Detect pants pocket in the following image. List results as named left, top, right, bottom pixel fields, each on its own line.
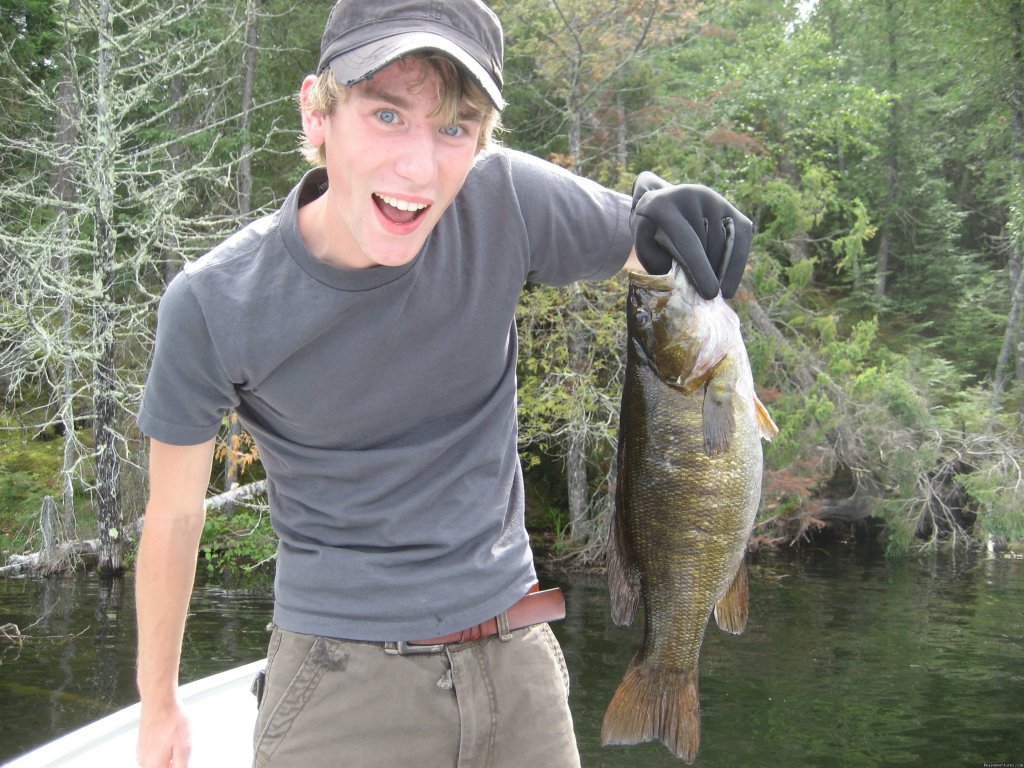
left=539, top=623, right=571, bottom=700
left=253, top=631, right=332, bottom=767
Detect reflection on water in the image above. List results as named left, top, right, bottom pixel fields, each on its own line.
left=0, top=569, right=273, bottom=762
left=2, top=549, right=1023, bottom=767
left=556, top=551, right=1024, bottom=767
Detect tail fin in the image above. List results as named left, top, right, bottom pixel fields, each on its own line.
left=600, top=662, right=700, bottom=763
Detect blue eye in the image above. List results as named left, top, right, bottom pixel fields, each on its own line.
left=441, top=125, right=464, bottom=137
left=377, top=109, right=398, bottom=124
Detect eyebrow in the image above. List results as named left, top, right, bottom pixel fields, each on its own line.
left=358, top=81, right=483, bottom=124
left=359, top=82, right=414, bottom=111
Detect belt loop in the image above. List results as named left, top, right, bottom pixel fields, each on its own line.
left=497, top=610, right=512, bottom=641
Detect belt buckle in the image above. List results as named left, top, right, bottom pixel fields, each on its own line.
left=383, top=640, right=446, bottom=656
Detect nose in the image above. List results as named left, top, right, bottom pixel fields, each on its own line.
left=393, top=124, right=438, bottom=187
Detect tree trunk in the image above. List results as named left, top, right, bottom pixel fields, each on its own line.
left=741, top=294, right=817, bottom=390
left=53, top=2, right=80, bottom=539
left=875, top=222, right=890, bottom=296
left=876, top=0, right=900, bottom=298
left=561, top=41, right=589, bottom=540
left=1011, top=0, right=1024, bottom=388
left=991, top=257, right=1024, bottom=416
left=224, top=0, right=261, bottom=510
left=992, top=0, right=1024, bottom=416
left=92, top=0, right=124, bottom=575
left=237, top=0, right=259, bottom=219
left=163, top=73, right=184, bottom=285
left=567, top=426, right=588, bottom=541
left=566, top=283, right=589, bottom=541
left=1012, top=249, right=1024, bottom=385
left=567, top=104, right=582, bottom=175
left=615, top=89, right=628, bottom=181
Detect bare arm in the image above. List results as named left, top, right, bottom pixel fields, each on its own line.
left=135, top=437, right=215, bottom=768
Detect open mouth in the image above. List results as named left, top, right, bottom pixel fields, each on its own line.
left=373, top=193, right=429, bottom=226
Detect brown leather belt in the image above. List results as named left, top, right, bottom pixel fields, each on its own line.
left=383, top=585, right=565, bottom=655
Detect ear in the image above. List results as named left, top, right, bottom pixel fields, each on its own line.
left=299, top=75, right=326, bottom=149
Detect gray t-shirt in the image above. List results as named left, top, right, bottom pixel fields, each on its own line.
left=138, top=148, right=632, bottom=641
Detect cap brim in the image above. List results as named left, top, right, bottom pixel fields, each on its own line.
left=326, top=31, right=504, bottom=111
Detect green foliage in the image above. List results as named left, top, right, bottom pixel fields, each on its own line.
left=831, top=199, right=877, bottom=276
left=544, top=506, right=570, bottom=555
left=960, top=469, right=1024, bottom=543
left=763, top=386, right=834, bottom=469
left=516, top=277, right=625, bottom=471
left=0, top=0, right=60, bottom=89
left=199, top=505, right=277, bottom=574
left=0, top=413, right=95, bottom=553
left=2, top=0, right=1023, bottom=562
left=0, top=470, right=48, bottom=551
left=0, top=418, right=60, bottom=549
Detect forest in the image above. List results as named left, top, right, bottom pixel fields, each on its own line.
left=1, top=0, right=1022, bottom=576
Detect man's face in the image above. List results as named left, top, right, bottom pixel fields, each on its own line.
left=301, top=59, right=483, bottom=270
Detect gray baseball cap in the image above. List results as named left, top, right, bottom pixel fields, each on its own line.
left=317, top=0, right=505, bottom=110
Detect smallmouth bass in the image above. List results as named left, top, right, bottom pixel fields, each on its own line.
left=601, top=264, right=778, bottom=762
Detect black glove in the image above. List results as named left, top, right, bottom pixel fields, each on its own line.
left=631, top=171, right=752, bottom=299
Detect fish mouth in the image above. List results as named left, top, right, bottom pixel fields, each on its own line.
left=628, top=270, right=676, bottom=290
left=629, top=262, right=697, bottom=295
left=663, top=371, right=693, bottom=391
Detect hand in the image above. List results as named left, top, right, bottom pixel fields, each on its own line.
left=630, top=172, right=752, bottom=299
left=137, top=700, right=191, bottom=768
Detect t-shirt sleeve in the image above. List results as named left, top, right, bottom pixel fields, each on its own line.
left=137, top=271, right=240, bottom=445
left=505, top=150, right=633, bottom=286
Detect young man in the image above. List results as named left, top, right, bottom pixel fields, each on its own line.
left=134, top=1, right=752, bottom=767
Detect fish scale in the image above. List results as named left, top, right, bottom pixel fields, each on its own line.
left=602, top=264, right=777, bottom=763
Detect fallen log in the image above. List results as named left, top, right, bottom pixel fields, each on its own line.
left=0, top=540, right=102, bottom=577
left=204, top=480, right=268, bottom=511
left=1, top=481, right=269, bottom=577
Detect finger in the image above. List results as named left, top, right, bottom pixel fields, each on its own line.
left=632, top=171, right=672, bottom=202
left=640, top=187, right=711, bottom=253
left=656, top=231, right=721, bottom=299
left=632, top=215, right=672, bottom=274
left=637, top=213, right=720, bottom=299
left=718, top=212, right=752, bottom=298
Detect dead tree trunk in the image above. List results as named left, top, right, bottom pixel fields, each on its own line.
left=224, top=0, right=261, bottom=511
left=53, top=0, right=81, bottom=538
left=566, top=283, right=590, bottom=541
left=92, top=0, right=124, bottom=575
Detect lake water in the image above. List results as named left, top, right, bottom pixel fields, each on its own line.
left=2, top=546, right=1022, bottom=767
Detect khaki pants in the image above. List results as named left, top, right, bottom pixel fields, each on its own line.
left=253, top=624, right=581, bottom=768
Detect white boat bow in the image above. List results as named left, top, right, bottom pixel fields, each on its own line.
left=5, top=659, right=265, bottom=768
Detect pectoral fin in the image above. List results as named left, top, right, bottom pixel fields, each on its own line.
left=714, top=558, right=749, bottom=634
left=754, top=395, right=779, bottom=441
left=607, top=478, right=640, bottom=626
left=702, top=378, right=735, bottom=455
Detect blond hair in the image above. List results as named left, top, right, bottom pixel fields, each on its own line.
left=300, top=53, right=501, bottom=166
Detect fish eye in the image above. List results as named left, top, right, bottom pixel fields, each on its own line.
left=634, top=307, right=652, bottom=326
